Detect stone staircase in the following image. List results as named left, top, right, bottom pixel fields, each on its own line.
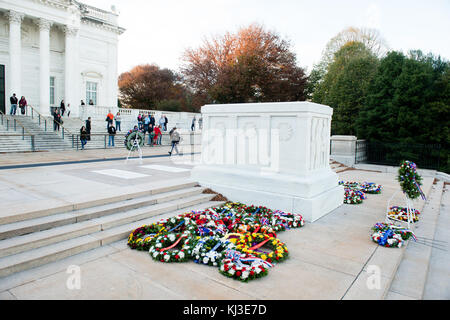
left=0, top=114, right=201, bottom=152
left=330, top=159, right=350, bottom=173
left=385, top=180, right=448, bottom=299
left=0, top=180, right=223, bottom=278
left=0, top=119, right=34, bottom=153
left=0, top=115, right=72, bottom=152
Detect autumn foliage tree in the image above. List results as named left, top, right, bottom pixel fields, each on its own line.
left=118, top=64, right=189, bottom=111
left=181, top=24, right=308, bottom=106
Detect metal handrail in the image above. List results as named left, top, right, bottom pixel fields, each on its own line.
left=0, top=110, right=36, bottom=150
left=0, top=110, right=33, bottom=138
left=25, top=105, right=74, bottom=140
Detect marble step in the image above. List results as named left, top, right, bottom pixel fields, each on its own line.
left=384, top=180, right=445, bottom=300
left=0, top=187, right=205, bottom=240
left=0, top=191, right=213, bottom=258
left=0, top=179, right=198, bottom=225
left=0, top=199, right=222, bottom=278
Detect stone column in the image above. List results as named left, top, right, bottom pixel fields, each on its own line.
left=38, top=18, right=52, bottom=116
left=191, top=102, right=344, bottom=222
left=7, top=10, right=24, bottom=98
left=63, top=26, right=78, bottom=115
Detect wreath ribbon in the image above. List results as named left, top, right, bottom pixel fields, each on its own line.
left=248, top=238, right=270, bottom=251
left=160, top=235, right=184, bottom=252
left=168, top=220, right=185, bottom=233
left=224, top=249, right=274, bottom=269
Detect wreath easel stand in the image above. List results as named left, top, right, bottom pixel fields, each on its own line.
left=385, top=191, right=415, bottom=230
left=386, top=160, right=425, bottom=232
left=126, top=136, right=143, bottom=164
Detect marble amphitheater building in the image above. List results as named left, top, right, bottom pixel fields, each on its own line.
left=0, top=0, right=124, bottom=116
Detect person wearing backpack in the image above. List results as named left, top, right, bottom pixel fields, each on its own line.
left=108, top=123, right=116, bottom=147
left=106, top=110, right=114, bottom=129
left=168, top=127, right=181, bottom=156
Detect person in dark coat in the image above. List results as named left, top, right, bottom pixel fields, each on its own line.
left=108, top=123, right=116, bottom=147
left=150, top=114, right=155, bottom=127
left=53, top=108, right=62, bottom=131
left=85, top=117, right=92, bottom=141
left=60, top=100, right=65, bottom=116
left=80, top=126, right=88, bottom=150
left=9, top=93, right=18, bottom=115
left=19, top=96, right=27, bottom=115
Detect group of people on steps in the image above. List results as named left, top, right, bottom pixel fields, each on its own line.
left=78, top=112, right=181, bottom=155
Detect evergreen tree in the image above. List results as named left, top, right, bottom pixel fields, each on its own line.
left=357, top=50, right=449, bottom=172
left=313, top=42, right=379, bottom=135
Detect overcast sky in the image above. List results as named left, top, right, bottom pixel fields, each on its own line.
left=81, top=0, right=450, bottom=75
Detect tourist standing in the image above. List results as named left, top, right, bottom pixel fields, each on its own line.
left=89, top=99, right=94, bottom=105
left=168, top=127, right=181, bottom=156
left=66, top=104, right=71, bottom=118
left=159, top=115, right=165, bottom=131
left=115, top=112, right=121, bottom=131
left=53, top=108, right=62, bottom=131
left=191, top=117, right=196, bottom=131
left=199, top=117, right=203, bottom=130
left=164, top=115, right=168, bottom=131
left=80, top=126, right=88, bottom=150
left=9, top=93, right=18, bottom=115
left=60, top=100, right=65, bottom=116
left=19, top=96, right=27, bottom=115
left=144, top=114, right=150, bottom=133
left=81, top=100, right=85, bottom=106
left=85, top=117, right=92, bottom=141
left=153, top=125, right=162, bottom=146
left=148, top=124, right=154, bottom=146
left=108, top=123, right=116, bottom=147
left=150, top=114, right=156, bottom=128
left=137, top=113, right=143, bottom=130
left=106, top=110, right=114, bottom=129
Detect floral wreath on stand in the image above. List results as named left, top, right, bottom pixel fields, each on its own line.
left=235, top=233, right=289, bottom=263
left=148, top=231, right=196, bottom=263
left=397, top=160, right=426, bottom=200
left=219, top=249, right=272, bottom=282
left=388, top=206, right=420, bottom=223
left=124, top=128, right=145, bottom=151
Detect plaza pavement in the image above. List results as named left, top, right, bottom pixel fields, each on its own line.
left=0, top=150, right=446, bottom=300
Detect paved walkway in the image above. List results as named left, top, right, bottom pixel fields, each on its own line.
left=0, top=158, right=441, bottom=300
left=0, top=145, right=201, bottom=168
